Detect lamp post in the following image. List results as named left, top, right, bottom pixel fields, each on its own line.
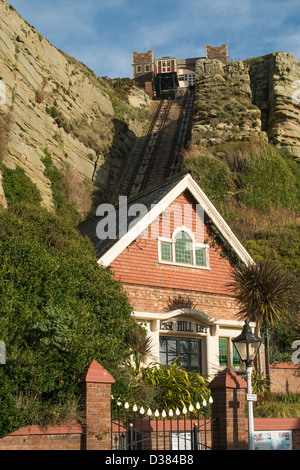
left=232, top=321, right=262, bottom=450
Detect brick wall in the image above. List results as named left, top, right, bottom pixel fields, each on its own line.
left=123, top=283, right=239, bottom=320
left=110, top=193, right=238, bottom=320
left=0, top=361, right=299, bottom=450
left=0, top=423, right=82, bottom=450
left=209, top=368, right=248, bottom=450
left=270, top=363, right=300, bottom=394
left=0, top=361, right=114, bottom=451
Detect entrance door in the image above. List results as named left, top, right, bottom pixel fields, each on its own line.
left=159, top=337, right=202, bottom=374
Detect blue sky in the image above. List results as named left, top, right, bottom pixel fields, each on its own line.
left=9, top=0, right=300, bottom=78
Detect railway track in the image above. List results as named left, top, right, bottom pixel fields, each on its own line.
left=119, top=88, right=194, bottom=199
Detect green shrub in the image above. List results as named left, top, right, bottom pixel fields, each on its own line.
left=41, top=148, right=78, bottom=223
left=254, top=402, right=300, bottom=418
left=1, top=166, right=42, bottom=207
left=253, top=391, right=300, bottom=417
left=0, top=201, right=137, bottom=437
left=182, top=151, right=234, bottom=203
left=237, top=148, right=299, bottom=211
left=135, top=361, right=210, bottom=412
left=244, top=224, right=300, bottom=275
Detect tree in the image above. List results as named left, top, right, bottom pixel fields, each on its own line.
left=228, top=260, right=293, bottom=384
left=0, top=201, right=137, bottom=436
left=126, top=328, right=154, bottom=376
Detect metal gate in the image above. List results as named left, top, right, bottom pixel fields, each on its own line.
left=111, top=399, right=218, bottom=451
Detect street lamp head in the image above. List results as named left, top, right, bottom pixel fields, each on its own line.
left=232, top=320, right=262, bottom=367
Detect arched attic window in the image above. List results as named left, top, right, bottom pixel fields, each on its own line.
left=175, top=231, right=192, bottom=264
left=158, top=227, right=210, bottom=269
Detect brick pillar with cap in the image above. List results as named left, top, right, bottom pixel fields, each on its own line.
left=208, top=368, right=247, bottom=450
left=80, top=360, right=115, bottom=450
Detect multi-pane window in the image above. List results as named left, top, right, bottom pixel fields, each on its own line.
left=158, top=229, right=209, bottom=269
left=161, top=242, right=172, bottom=262
left=195, top=248, right=205, bottom=267
left=219, top=338, right=228, bottom=366
left=160, top=337, right=202, bottom=374
left=219, top=338, right=241, bottom=367
left=233, top=344, right=241, bottom=367
left=175, top=231, right=192, bottom=264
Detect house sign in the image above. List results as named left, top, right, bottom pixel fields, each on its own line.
left=160, top=320, right=208, bottom=334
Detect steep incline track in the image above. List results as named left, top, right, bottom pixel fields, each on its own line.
left=119, top=89, right=194, bottom=199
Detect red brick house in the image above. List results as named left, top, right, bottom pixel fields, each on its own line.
left=81, top=172, right=255, bottom=378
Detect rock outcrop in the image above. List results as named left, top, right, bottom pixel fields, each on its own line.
left=0, top=170, right=7, bottom=208
left=0, top=0, right=150, bottom=210
left=192, top=59, right=264, bottom=146
left=248, top=52, right=300, bottom=160
left=194, top=53, right=300, bottom=160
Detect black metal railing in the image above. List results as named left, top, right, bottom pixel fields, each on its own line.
left=111, top=399, right=218, bottom=451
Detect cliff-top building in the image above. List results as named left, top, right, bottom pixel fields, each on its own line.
left=132, top=44, right=229, bottom=96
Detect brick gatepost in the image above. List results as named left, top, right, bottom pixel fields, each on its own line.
left=80, top=360, right=115, bottom=450
left=208, top=368, right=247, bottom=450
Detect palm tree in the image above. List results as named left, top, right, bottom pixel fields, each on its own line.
left=228, top=260, right=293, bottom=385
left=126, top=328, right=154, bottom=376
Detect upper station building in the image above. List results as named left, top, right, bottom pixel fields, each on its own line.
left=132, top=44, right=229, bottom=97
left=81, top=172, right=256, bottom=378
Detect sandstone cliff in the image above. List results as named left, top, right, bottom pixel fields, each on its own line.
left=193, top=53, right=300, bottom=160
left=192, top=59, right=263, bottom=146
left=248, top=52, right=300, bottom=160
left=0, top=0, right=151, bottom=212
left=1, top=0, right=299, bottom=216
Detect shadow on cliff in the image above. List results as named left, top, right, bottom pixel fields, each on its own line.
left=86, top=118, right=137, bottom=217
left=81, top=105, right=190, bottom=228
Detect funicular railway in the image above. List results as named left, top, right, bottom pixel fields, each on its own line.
left=112, top=56, right=195, bottom=200
left=125, top=88, right=194, bottom=198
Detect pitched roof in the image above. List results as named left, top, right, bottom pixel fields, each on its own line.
left=79, top=171, right=254, bottom=267
left=79, top=171, right=186, bottom=258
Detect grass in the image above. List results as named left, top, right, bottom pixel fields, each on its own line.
left=182, top=135, right=300, bottom=359
left=252, top=384, right=300, bottom=418
left=254, top=400, right=300, bottom=418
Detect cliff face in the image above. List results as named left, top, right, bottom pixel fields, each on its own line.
left=192, top=59, right=263, bottom=146
left=249, top=52, right=300, bottom=160
left=0, top=0, right=150, bottom=211
left=193, top=53, right=300, bottom=160
left=1, top=1, right=299, bottom=215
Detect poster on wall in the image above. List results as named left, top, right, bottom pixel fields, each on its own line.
left=171, top=431, right=201, bottom=450
left=254, top=430, right=292, bottom=450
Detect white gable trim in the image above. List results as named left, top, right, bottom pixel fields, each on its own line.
left=98, top=174, right=254, bottom=267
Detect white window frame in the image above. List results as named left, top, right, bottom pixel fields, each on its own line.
left=158, top=226, right=210, bottom=270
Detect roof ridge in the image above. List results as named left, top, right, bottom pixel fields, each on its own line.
left=123, top=170, right=191, bottom=207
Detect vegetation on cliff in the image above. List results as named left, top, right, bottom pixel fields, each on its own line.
left=0, top=165, right=140, bottom=437
left=182, top=137, right=299, bottom=361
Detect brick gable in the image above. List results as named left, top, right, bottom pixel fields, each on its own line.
left=110, top=192, right=235, bottom=300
